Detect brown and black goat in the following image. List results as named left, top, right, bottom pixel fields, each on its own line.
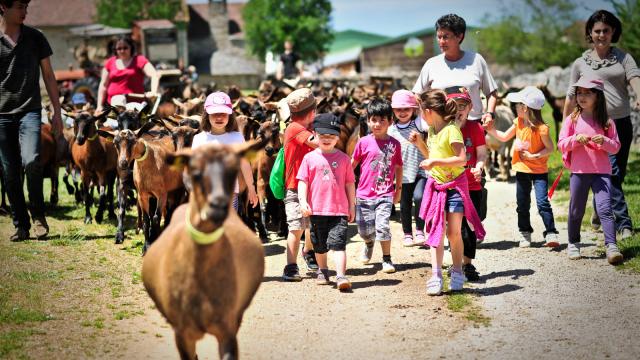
left=142, top=126, right=275, bottom=360
left=70, top=110, right=117, bottom=224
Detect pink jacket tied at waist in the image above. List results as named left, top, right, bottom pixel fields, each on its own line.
left=419, top=174, right=486, bottom=247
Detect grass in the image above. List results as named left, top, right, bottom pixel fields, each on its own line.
left=542, top=106, right=640, bottom=272
left=443, top=275, right=491, bottom=327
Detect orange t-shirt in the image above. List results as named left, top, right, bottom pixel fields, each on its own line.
left=511, top=117, right=549, bottom=174
left=284, top=122, right=313, bottom=190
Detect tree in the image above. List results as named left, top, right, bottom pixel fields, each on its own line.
left=242, top=0, right=333, bottom=62
left=96, top=0, right=182, bottom=29
left=478, top=0, right=584, bottom=71
left=611, top=0, right=640, bottom=61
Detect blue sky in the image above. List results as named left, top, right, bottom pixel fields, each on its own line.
left=188, top=0, right=615, bottom=37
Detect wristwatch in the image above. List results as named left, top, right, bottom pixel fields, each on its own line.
left=485, top=111, right=496, bottom=119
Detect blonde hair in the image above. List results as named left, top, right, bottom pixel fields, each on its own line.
left=418, top=89, right=458, bottom=123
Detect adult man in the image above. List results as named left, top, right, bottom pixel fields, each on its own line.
left=276, top=40, right=302, bottom=82
left=0, top=0, right=62, bottom=240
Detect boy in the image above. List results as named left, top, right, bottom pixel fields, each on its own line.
left=282, top=88, right=319, bottom=281
left=352, top=98, right=403, bottom=273
left=298, top=113, right=356, bottom=291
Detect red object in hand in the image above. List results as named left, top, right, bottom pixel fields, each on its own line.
left=548, top=168, right=564, bottom=199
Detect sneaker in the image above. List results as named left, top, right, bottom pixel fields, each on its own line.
left=567, top=243, right=581, bottom=260
left=381, top=260, right=396, bottom=273
left=463, top=263, right=480, bottom=281
left=303, top=250, right=319, bottom=271
left=449, top=269, right=465, bottom=292
left=606, top=243, right=624, bottom=265
left=426, top=276, right=443, bottom=296
left=519, top=231, right=532, bottom=248
left=336, top=276, right=351, bottom=291
left=10, top=228, right=29, bottom=242
left=32, top=217, right=49, bottom=240
left=316, top=269, right=330, bottom=285
left=544, top=233, right=560, bottom=248
left=360, top=242, right=374, bottom=264
left=402, top=233, right=415, bottom=247
left=591, top=212, right=601, bottom=231
left=619, top=228, right=633, bottom=240
left=282, top=264, right=302, bottom=282
left=414, top=230, right=426, bottom=245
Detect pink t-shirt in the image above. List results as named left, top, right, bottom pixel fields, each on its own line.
left=557, top=114, right=620, bottom=175
left=104, top=55, right=149, bottom=104
left=297, top=149, right=355, bottom=216
left=352, top=134, right=403, bottom=199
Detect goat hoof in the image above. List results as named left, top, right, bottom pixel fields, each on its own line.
left=50, top=196, right=58, bottom=207
left=95, top=215, right=103, bottom=224
left=115, top=233, right=124, bottom=244
left=108, top=212, right=117, bottom=221
left=84, top=217, right=92, bottom=224
left=260, top=234, right=269, bottom=244
left=65, top=185, right=75, bottom=195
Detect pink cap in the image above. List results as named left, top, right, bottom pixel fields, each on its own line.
left=391, top=89, right=418, bottom=109
left=204, top=91, right=233, bottom=114
left=572, top=74, right=604, bottom=92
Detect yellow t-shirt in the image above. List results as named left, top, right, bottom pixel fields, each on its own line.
left=511, top=117, right=550, bottom=174
left=427, top=123, right=465, bottom=184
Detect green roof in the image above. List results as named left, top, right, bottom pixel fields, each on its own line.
left=329, top=30, right=390, bottom=53
left=363, top=26, right=480, bottom=49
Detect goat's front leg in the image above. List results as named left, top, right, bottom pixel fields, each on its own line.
left=217, top=333, right=238, bottom=360
left=95, top=175, right=107, bottom=224
left=115, top=178, right=127, bottom=244
left=82, top=174, right=93, bottom=224
left=174, top=330, right=198, bottom=360
left=50, top=165, right=59, bottom=207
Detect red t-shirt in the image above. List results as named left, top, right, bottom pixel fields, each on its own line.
left=460, top=120, right=486, bottom=191
left=104, top=55, right=149, bottom=104
left=284, top=122, right=313, bottom=190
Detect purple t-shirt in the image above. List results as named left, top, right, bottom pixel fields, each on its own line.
left=352, top=134, right=403, bottom=199
left=297, top=149, right=355, bottom=216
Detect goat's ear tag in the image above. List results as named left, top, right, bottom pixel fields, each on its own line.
left=105, top=137, right=113, bottom=143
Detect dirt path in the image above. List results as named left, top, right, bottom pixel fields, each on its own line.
left=114, top=180, right=640, bottom=359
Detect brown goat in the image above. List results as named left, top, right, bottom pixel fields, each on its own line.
left=99, top=125, right=184, bottom=252
left=40, top=123, right=59, bottom=206
left=70, top=111, right=118, bottom=224
left=142, top=134, right=272, bottom=360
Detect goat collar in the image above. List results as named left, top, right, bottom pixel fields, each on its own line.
left=86, top=133, right=99, bottom=142
left=185, top=208, right=225, bottom=245
left=135, top=141, right=148, bottom=162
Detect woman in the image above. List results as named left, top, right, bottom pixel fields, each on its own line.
left=412, top=13, right=499, bottom=126
left=96, top=36, right=159, bottom=113
left=563, top=10, right=640, bottom=239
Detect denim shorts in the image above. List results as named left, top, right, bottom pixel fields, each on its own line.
left=310, top=216, right=348, bottom=254
left=446, top=189, right=464, bottom=213
left=355, top=196, right=392, bottom=242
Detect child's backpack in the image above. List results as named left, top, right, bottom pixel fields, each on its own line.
left=269, top=128, right=306, bottom=200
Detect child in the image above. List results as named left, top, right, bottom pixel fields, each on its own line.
left=281, top=88, right=319, bottom=281
left=388, top=89, right=427, bottom=247
left=192, top=91, right=258, bottom=211
left=297, top=113, right=356, bottom=290
left=352, top=98, right=403, bottom=273
left=448, top=86, right=487, bottom=281
left=557, top=75, right=623, bottom=264
left=485, top=86, right=560, bottom=248
left=417, top=89, right=485, bottom=296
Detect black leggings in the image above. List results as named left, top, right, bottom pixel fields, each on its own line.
left=461, top=189, right=483, bottom=259
left=400, top=177, right=426, bottom=234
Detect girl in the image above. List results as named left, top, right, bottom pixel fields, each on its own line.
left=416, top=89, right=485, bottom=296
left=388, top=89, right=427, bottom=247
left=192, top=91, right=258, bottom=210
left=558, top=75, right=623, bottom=264
left=485, top=86, right=560, bottom=248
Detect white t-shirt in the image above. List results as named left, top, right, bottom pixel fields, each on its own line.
left=191, top=131, right=245, bottom=193
left=412, top=51, right=498, bottom=120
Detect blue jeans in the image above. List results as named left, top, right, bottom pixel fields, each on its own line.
left=515, top=172, right=558, bottom=236
left=399, top=176, right=426, bottom=234
left=0, top=110, right=44, bottom=230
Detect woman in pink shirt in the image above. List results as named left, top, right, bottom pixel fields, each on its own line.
left=96, top=36, right=158, bottom=113
left=558, top=75, right=622, bottom=265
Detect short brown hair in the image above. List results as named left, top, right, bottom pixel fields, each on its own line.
left=201, top=110, right=238, bottom=133
left=0, top=0, right=30, bottom=15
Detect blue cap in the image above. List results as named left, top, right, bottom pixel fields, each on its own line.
left=71, top=93, right=87, bottom=105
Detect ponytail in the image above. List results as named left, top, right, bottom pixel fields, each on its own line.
left=418, top=89, right=458, bottom=123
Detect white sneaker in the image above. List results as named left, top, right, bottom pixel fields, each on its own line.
left=360, top=242, right=374, bottom=264
left=426, top=276, right=443, bottom=296
left=619, top=228, right=633, bottom=240
left=544, top=233, right=560, bottom=248
left=449, top=269, right=465, bottom=292
left=519, top=232, right=532, bottom=248
left=381, top=260, right=396, bottom=273
left=567, top=243, right=581, bottom=260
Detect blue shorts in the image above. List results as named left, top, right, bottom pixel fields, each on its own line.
left=445, top=189, right=464, bottom=213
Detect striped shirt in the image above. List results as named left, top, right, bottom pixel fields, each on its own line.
left=388, top=119, right=426, bottom=183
